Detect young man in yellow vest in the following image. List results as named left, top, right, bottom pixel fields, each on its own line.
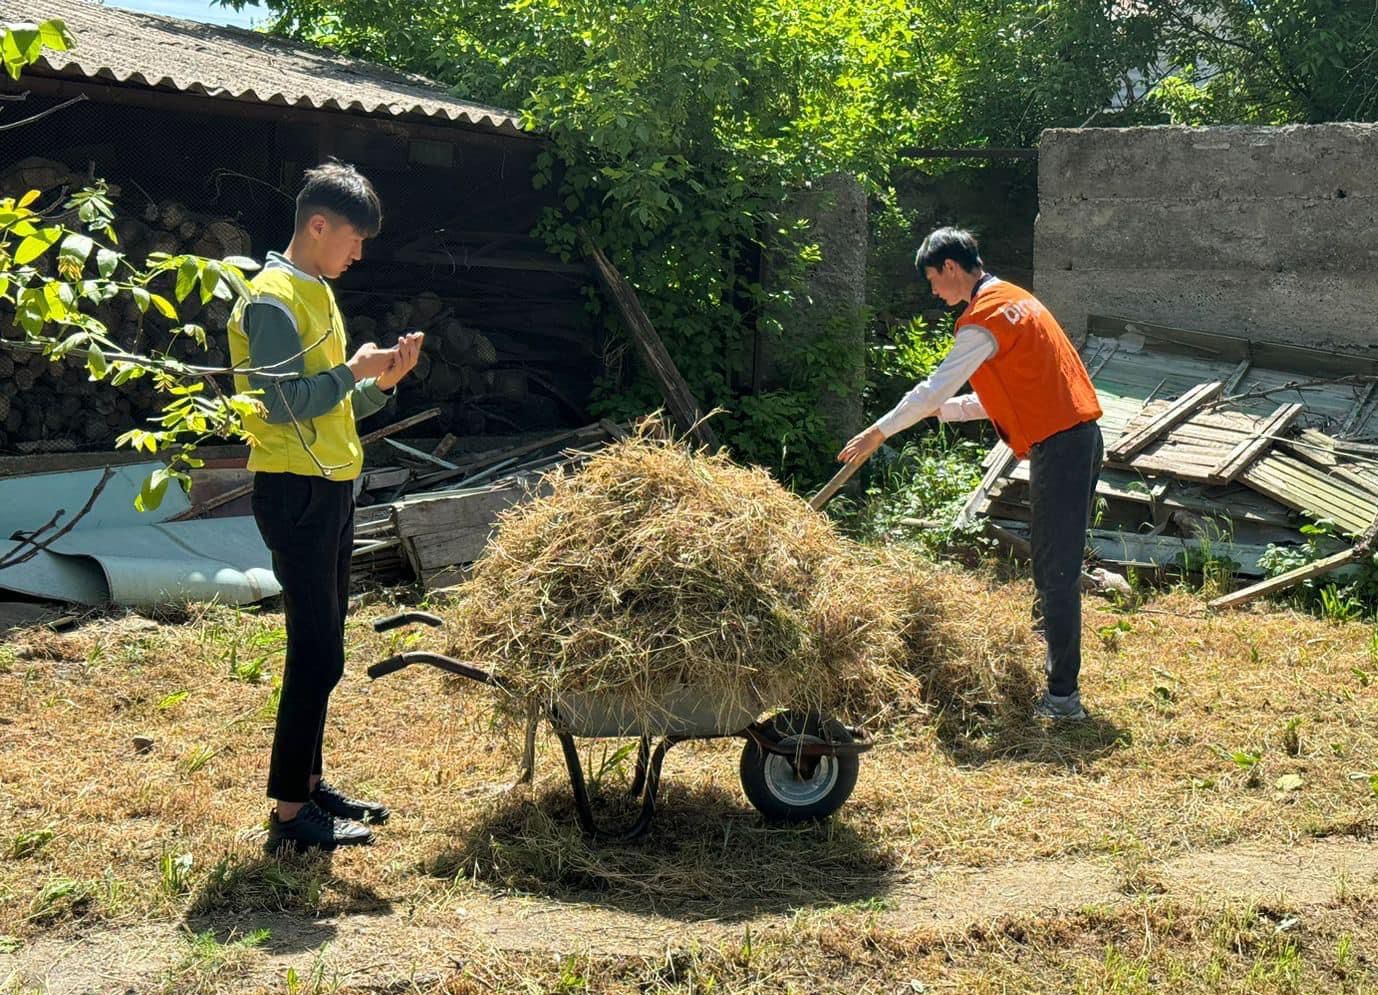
left=228, top=162, right=423, bottom=852
left=840, top=227, right=1103, bottom=721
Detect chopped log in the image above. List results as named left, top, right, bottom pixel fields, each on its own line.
left=157, top=200, right=190, bottom=232
left=192, top=220, right=251, bottom=259
left=582, top=233, right=718, bottom=448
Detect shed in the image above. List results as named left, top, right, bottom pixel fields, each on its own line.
left=0, top=0, right=599, bottom=455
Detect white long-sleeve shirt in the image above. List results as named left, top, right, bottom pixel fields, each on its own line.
left=873, top=326, right=995, bottom=438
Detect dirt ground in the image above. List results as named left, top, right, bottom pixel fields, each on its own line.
left=1, top=582, right=1376, bottom=993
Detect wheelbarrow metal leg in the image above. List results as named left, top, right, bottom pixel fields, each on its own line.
left=629, top=736, right=652, bottom=797
left=556, top=731, right=598, bottom=836
left=555, top=732, right=680, bottom=842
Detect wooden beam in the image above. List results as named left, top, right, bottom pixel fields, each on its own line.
left=1107, top=381, right=1223, bottom=461
left=1210, top=515, right=1378, bottom=610
left=1208, top=549, right=1355, bottom=609
left=1223, top=358, right=1253, bottom=394
left=1205, top=402, right=1303, bottom=483
left=582, top=233, right=719, bottom=449
left=358, top=407, right=442, bottom=447
left=955, top=442, right=1017, bottom=528
left=1339, top=382, right=1378, bottom=438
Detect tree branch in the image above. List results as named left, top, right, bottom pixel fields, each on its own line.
left=0, top=93, right=87, bottom=132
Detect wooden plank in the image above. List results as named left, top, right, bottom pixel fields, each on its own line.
left=955, top=442, right=1016, bottom=528
left=1240, top=454, right=1378, bottom=535
left=0, top=445, right=249, bottom=479
left=1334, top=466, right=1378, bottom=497
left=1108, top=381, right=1223, bottom=460
left=583, top=233, right=718, bottom=448
left=1211, top=514, right=1378, bottom=611
left=1085, top=529, right=1273, bottom=577
left=1223, top=359, right=1252, bottom=394
left=406, top=526, right=498, bottom=571
left=1206, top=402, right=1304, bottom=483
left=412, top=423, right=611, bottom=490
left=390, top=482, right=530, bottom=537
left=384, top=437, right=459, bottom=470
left=357, top=407, right=442, bottom=447
left=1208, top=549, right=1355, bottom=610
left=1339, top=383, right=1378, bottom=438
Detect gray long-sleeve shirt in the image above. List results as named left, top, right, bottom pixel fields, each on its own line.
left=241, top=298, right=390, bottom=424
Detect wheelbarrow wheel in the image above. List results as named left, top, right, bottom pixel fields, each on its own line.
left=739, top=711, right=859, bottom=823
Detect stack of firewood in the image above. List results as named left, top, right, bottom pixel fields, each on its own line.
left=345, top=291, right=518, bottom=435
left=0, top=158, right=253, bottom=451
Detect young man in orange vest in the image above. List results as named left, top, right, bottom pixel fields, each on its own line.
left=839, top=227, right=1103, bottom=720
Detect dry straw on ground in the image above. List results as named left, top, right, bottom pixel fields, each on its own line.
left=439, top=423, right=1037, bottom=733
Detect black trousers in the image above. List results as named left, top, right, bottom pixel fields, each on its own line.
left=252, top=471, right=355, bottom=803
left=1028, top=420, right=1104, bottom=697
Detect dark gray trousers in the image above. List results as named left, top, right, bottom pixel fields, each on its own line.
left=1028, top=420, right=1104, bottom=697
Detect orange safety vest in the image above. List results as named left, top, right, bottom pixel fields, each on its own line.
left=961, top=279, right=1101, bottom=458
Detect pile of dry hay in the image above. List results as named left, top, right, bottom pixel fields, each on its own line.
left=440, top=427, right=1036, bottom=732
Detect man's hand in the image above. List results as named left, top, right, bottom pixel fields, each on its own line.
left=837, top=426, right=884, bottom=464
left=347, top=342, right=396, bottom=382
left=375, top=331, right=425, bottom=390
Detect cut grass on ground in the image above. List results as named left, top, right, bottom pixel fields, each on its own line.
left=0, top=575, right=1375, bottom=993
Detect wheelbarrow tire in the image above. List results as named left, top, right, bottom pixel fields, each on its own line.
left=739, top=711, right=859, bottom=823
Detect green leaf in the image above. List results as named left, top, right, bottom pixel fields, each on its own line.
left=131, top=287, right=150, bottom=313
left=174, top=257, right=199, bottom=302
left=198, top=266, right=221, bottom=305
left=14, top=227, right=61, bottom=264
left=135, top=467, right=171, bottom=512
left=58, top=232, right=94, bottom=268
left=85, top=344, right=107, bottom=379
left=221, top=256, right=260, bottom=271
left=148, top=293, right=178, bottom=320
left=37, top=19, right=73, bottom=53
left=156, top=689, right=189, bottom=711
left=95, top=247, right=120, bottom=278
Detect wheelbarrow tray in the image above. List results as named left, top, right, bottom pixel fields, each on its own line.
left=554, top=685, right=763, bottom=738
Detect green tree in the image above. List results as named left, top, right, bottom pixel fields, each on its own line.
left=225, top=0, right=940, bottom=484
left=2, top=20, right=260, bottom=517
left=1147, top=0, right=1378, bottom=124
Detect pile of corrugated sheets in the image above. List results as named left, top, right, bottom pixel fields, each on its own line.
left=962, top=315, right=1378, bottom=606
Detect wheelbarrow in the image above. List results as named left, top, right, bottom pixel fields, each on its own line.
left=366, top=610, right=875, bottom=841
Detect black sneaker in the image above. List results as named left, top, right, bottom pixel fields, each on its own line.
left=311, top=779, right=390, bottom=825
left=265, top=800, right=374, bottom=854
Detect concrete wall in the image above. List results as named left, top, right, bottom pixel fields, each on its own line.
left=1034, top=124, right=1378, bottom=351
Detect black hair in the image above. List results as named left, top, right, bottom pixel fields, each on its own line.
left=295, top=160, right=383, bottom=237
left=914, top=226, right=983, bottom=273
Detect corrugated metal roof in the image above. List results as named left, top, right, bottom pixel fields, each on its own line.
left=12, top=0, right=528, bottom=135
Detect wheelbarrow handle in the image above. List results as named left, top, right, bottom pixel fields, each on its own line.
left=372, top=610, right=445, bottom=633
left=367, top=654, right=411, bottom=679
left=366, top=651, right=510, bottom=691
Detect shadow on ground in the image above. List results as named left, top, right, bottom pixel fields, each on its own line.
left=427, top=776, right=901, bottom=923
left=183, top=851, right=392, bottom=954
left=934, top=712, right=1132, bottom=769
